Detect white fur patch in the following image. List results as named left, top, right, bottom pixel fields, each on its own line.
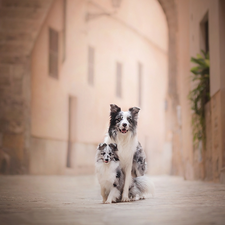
left=95, top=160, right=120, bottom=202
left=104, top=131, right=137, bottom=171
left=118, top=111, right=132, bottom=131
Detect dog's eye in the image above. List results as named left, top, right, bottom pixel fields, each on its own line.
left=109, top=153, right=111, bottom=156
left=127, top=117, right=132, bottom=122
left=101, top=153, right=105, bottom=155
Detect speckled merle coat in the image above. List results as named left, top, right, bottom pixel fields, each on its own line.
left=132, top=142, right=147, bottom=177
left=95, top=143, right=125, bottom=204
left=104, top=104, right=148, bottom=202
left=96, top=143, right=154, bottom=203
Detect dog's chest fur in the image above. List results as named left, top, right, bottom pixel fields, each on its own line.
left=96, top=161, right=119, bottom=190
left=105, top=133, right=138, bottom=170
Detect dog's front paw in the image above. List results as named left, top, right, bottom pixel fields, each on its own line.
left=102, top=197, right=107, bottom=204
left=121, top=196, right=130, bottom=202
left=105, top=199, right=112, bottom=204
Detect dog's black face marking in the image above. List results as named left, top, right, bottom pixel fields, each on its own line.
left=108, top=104, right=140, bottom=139
left=128, top=107, right=140, bottom=129
left=96, top=143, right=119, bottom=163
left=108, top=104, right=121, bottom=140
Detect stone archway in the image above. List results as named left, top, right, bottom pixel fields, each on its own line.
left=158, top=0, right=178, bottom=103
left=157, top=0, right=183, bottom=176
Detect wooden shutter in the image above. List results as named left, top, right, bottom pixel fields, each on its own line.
left=49, top=28, right=59, bottom=79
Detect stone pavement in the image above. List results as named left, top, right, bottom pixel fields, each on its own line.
left=0, top=175, right=225, bottom=225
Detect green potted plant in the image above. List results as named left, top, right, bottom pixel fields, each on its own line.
left=188, top=51, right=210, bottom=154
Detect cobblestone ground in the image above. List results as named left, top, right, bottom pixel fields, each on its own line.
left=0, top=175, right=225, bottom=225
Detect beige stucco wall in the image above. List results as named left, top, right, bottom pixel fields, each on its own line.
left=175, top=0, right=225, bottom=182
left=30, top=0, right=168, bottom=175
left=175, top=0, right=193, bottom=179
left=189, top=0, right=221, bottom=97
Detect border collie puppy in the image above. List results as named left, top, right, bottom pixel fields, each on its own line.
left=104, top=104, right=147, bottom=202
left=95, top=143, right=154, bottom=203
left=95, top=143, right=124, bottom=204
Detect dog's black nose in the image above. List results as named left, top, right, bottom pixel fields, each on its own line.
left=122, top=123, right=127, bottom=127
left=105, top=159, right=108, bottom=162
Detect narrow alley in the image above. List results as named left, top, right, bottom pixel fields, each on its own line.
left=0, top=175, right=225, bottom=225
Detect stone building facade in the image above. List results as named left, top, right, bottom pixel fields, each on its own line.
left=0, top=0, right=169, bottom=175
left=0, top=0, right=225, bottom=184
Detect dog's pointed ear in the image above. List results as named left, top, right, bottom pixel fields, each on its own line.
left=98, top=143, right=107, bottom=150
left=110, top=104, right=121, bottom=114
left=129, top=107, right=140, bottom=115
left=109, top=143, right=118, bottom=151
left=129, top=107, right=140, bottom=114
left=129, top=107, right=140, bottom=120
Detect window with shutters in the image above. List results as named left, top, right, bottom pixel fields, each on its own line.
left=88, top=46, right=95, bottom=85
left=138, top=62, right=143, bottom=107
left=116, top=62, right=122, bottom=98
left=49, top=28, right=59, bottom=79
left=200, top=12, right=209, bottom=53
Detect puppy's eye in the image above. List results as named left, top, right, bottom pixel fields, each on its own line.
left=109, top=153, right=111, bottom=156
left=116, top=117, right=122, bottom=123
left=101, top=153, right=105, bottom=155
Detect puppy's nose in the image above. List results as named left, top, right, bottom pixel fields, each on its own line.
left=122, top=123, right=127, bottom=127
left=105, top=159, right=108, bottom=162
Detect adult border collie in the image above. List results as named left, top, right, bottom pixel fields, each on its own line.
left=104, top=104, right=147, bottom=202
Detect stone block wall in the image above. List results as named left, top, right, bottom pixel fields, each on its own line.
left=220, top=88, right=225, bottom=183
left=204, top=101, right=213, bottom=181
left=0, top=0, right=52, bottom=174
left=193, top=91, right=224, bottom=183
left=211, top=91, right=222, bottom=182
left=0, top=59, right=31, bottom=174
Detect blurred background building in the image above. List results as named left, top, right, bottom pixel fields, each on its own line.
left=0, top=0, right=224, bottom=184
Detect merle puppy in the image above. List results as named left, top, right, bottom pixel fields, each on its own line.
left=95, top=143, right=154, bottom=203
left=95, top=143, right=124, bottom=203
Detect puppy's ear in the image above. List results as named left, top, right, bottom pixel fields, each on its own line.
left=98, top=143, right=107, bottom=150
left=129, top=107, right=140, bottom=120
left=110, top=104, right=121, bottom=114
left=109, top=143, right=118, bottom=151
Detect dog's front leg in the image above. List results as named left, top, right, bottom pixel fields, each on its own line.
left=105, top=187, right=120, bottom=204
left=121, top=166, right=132, bottom=202
left=101, top=187, right=107, bottom=203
